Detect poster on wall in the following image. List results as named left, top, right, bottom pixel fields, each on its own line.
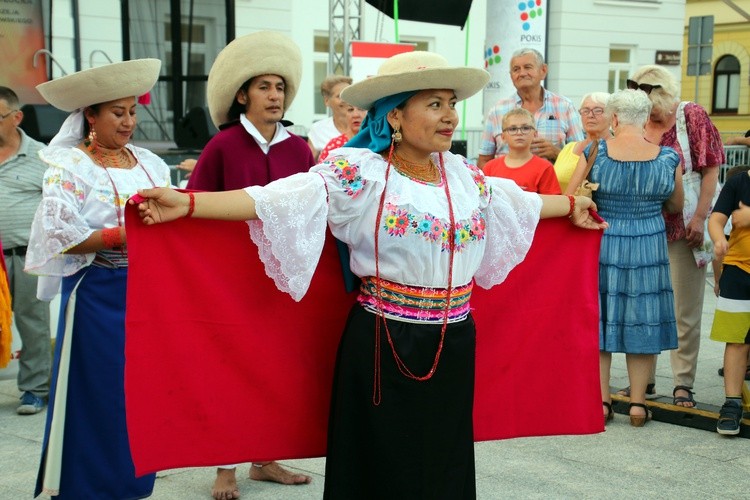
left=0, top=0, right=47, bottom=104
left=350, top=41, right=415, bottom=84
left=483, top=0, right=547, bottom=116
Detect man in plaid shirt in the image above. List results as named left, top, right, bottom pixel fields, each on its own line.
left=478, top=48, right=583, bottom=167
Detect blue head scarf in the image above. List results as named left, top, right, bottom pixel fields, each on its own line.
left=344, top=90, right=418, bottom=153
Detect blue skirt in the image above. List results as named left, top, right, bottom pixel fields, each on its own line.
left=35, top=265, right=155, bottom=499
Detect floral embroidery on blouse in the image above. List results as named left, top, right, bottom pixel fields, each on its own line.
left=95, top=190, right=127, bottom=208
left=45, top=172, right=85, bottom=202
left=382, top=202, right=486, bottom=252
left=326, top=157, right=366, bottom=197
left=466, top=160, right=489, bottom=199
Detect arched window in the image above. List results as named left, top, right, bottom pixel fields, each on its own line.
left=713, top=55, right=740, bottom=114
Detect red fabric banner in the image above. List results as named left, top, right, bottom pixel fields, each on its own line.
left=124, top=204, right=603, bottom=476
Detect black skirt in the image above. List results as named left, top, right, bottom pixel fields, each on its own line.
left=324, top=305, right=477, bottom=500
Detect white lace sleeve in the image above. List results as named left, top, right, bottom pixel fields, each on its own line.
left=474, top=177, right=542, bottom=289
left=245, top=172, right=329, bottom=301
left=25, top=165, right=94, bottom=276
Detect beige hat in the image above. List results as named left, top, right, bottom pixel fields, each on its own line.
left=36, top=59, right=161, bottom=112
left=207, top=31, right=302, bottom=127
left=341, top=51, right=489, bottom=110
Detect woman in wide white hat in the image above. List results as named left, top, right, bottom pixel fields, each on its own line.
left=133, top=50, right=607, bottom=498
left=25, top=59, right=171, bottom=499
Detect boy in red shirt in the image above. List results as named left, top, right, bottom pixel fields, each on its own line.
left=482, top=108, right=561, bottom=194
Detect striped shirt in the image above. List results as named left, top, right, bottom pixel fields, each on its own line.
left=479, top=89, right=584, bottom=158
left=0, top=129, right=46, bottom=248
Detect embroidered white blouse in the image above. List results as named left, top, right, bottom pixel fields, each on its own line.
left=25, top=144, right=172, bottom=277
left=246, top=147, right=542, bottom=301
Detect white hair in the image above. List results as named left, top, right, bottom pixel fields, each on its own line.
left=605, top=89, right=652, bottom=127
left=510, top=48, right=545, bottom=68
left=579, top=92, right=610, bottom=108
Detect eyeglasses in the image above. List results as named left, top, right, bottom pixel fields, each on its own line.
left=579, top=107, right=604, bottom=117
left=626, top=79, right=662, bottom=95
left=504, top=125, right=535, bottom=135
left=0, top=110, right=18, bottom=121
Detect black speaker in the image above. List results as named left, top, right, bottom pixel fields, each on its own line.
left=175, top=107, right=217, bottom=149
left=450, top=140, right=467, bottom=158
left=19, top=104, right=69, bottom=144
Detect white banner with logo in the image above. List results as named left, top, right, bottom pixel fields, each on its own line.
left=482, top=0, right=547, bottom=116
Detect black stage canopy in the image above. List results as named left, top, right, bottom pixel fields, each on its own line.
left=365, top=0, right=474, bottom=28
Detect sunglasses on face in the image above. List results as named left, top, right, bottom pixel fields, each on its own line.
left=626, top=79, right=662, bottom=95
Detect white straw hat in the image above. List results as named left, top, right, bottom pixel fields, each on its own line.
left=340, top=51, right=489, bottom=110
left=36, top=59, right=161, bottom=112
left=207, top=31, right=302, bottom=127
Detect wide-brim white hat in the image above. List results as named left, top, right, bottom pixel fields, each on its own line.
left=207, top=31, right=302, bottom=127
left=340, top=51, right=489, bottom=110
left=36, top=59, right=161, bottom=112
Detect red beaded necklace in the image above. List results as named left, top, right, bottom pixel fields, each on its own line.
left=372, top=144, right=456, bottom=405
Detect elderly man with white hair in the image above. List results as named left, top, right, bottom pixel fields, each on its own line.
left=478, top=48, right=583, bottom=166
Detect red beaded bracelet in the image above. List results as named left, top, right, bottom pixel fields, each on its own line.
left=101, top=227, right=123, bottom=248
left=566, top=195, right=576, bottom=218
left=186, top=192, right=195, bottom=218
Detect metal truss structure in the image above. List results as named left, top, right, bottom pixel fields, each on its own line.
left=329, top=0, right=363, bottom=75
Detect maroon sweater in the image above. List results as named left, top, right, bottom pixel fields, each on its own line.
left=187, top=121, right=315, bottom=191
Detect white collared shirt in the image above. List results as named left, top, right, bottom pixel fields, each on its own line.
left=240, top=114, right=290, bottom=154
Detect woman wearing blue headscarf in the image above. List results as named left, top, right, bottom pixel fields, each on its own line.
left=133, top=51, right=606, bottom=499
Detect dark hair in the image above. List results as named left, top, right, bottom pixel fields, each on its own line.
left=226, top=75, right=288, bottom=122
left=82, top=103, right=102, bottom=138
left=226, top=78, right=253, bottom=122
left=0, top=86, right=20, bottom=108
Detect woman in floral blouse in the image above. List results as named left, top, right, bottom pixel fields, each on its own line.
left=619, top=65, right=724, bottom=409
left=133, top=51, right=606, bottom=499
left=25, top=60, right=171, bottom=499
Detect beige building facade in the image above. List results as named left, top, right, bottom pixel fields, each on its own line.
left=684, top=0, right=750, bottom=138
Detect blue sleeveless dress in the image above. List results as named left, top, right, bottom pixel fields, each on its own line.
left=588, top=141, right=679, bottom=354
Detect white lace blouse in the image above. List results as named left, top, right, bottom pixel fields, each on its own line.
left=25, top=144, right=172, bottom=277
left=246, top=148, right=542, bottom=301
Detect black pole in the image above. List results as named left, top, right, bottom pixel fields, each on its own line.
left=121, top=0, right=130, bottom=60
left=185, top=0, right=194, bottom=114
left=226, top=0, right=235, bottom=42
left=71, top=0, right=81, bottom=71
left=170, top=0, right=183, bottom=133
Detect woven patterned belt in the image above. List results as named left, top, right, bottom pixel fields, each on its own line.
left=358, top=276, right=473, bottom=324
left=92, top=249, right=129, bottom=269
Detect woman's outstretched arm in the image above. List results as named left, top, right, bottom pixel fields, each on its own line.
left=131, top=188, right=257, bottom=225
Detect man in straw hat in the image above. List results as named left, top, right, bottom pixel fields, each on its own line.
left=184, top=31, right=314, bottom=500
left=25, top=58, right=172, bottom=499
left=186, top=31, right=313, bottom=192
left=131, top=49, right=606, bottom=498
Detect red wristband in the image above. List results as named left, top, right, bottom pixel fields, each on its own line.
left=566, top=195, right=576, bottom=218
left=186, top=192, right=195, bottom=218
left=101, top=227, right=123, bottom=248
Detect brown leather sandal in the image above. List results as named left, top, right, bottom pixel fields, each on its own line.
left=629, top=402, right=652, bottom=427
